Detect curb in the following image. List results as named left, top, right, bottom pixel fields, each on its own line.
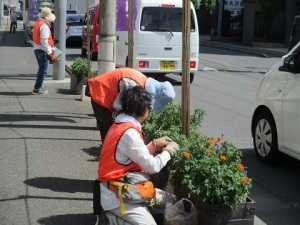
left=200, top=40, right=286, bottom=58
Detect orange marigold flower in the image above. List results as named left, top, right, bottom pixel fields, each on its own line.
left=208, top=149, right=214, bottom=154
left=207, top=139, right=213, bottom=145
left=217, top=136, right=223, bottom=142
left=237, top=163, right=244, bottom=170
left=220, top=155, right=226, bottom=161
left=242, top=177, right=248, bottom=185
left=183, top=152, right=191, bottom=158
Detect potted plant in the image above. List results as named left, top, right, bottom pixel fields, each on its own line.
left=170, top=132, right=252, bottom=224
left=143, top=102, right=253, bottom=224
left=70, top=57, right=95, bottom=94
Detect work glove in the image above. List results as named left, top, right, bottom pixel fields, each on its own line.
left=163, top=141, right=179, bottom=156
left=47, top=54, right=53, bottom=61
left=153, top=136, right=173, bottom=148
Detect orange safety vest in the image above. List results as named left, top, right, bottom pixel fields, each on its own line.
left=98, top=122, right=144, bottom=181
left=88, top=68, right=148, bottom=112
left=32, top=20, right=54, bottom=46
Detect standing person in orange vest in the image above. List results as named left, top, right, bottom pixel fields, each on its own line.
left=86, top=67, right=176, bottom=142
left=32, top=7, right=56, bottom=95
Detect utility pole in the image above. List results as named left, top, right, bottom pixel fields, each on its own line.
left=217, top=0, right=224, bottom=38
left=53, top=0, right=66, bottom=80
left=127, top=0, right=134, bottom=68
left=182, top=0, right=191, bottom=138
left=97, top=0, right=116, bottom=75
left=0, top=0, right=3, bottom=26
left=86, top=0, right=91, bottom=78
left=22, top=0, right=26, bottom=28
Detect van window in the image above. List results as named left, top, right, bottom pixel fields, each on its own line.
left=66, top=14, right=85, bottom=26
left=140, top=7, right=195, bottom=32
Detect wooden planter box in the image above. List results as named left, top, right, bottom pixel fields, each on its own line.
left=227, top=197, right=255, bottom=225
left=173, top=184, right=255, bottom=225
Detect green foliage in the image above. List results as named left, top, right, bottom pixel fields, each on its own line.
left=257, top=0, right=282, bottom=39
left=199, top=0, right=216, bottom=10
left=71, top=57, right=95, bottom=78
left=191, top=0, right=201, bottom=9
left=143, top=102, right=251, bottom=210
left=170, top=133, right=252, bottom=210
left=143, top=102, right=205, bottom=146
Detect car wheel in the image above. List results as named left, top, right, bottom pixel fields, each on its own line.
left=90, top=52, right=97, bottom=61
left=81, top=47, right=87, bottom=56
left=180, top=73, right=194, bottom=84
left=190, top=73, right=194, bottom=84
left=253, top=111, right=280, bottom=164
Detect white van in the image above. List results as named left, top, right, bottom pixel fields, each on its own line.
left=116, top=0, right=199, bottom=83
left=251, top=41, right=300, bottom=164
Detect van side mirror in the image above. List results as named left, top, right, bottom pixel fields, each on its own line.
left=280, top=54, right=298, bottom=73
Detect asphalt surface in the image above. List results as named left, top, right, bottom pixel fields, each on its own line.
left=0, top=22, right=288, bottom=225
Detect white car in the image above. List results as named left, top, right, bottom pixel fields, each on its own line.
left=251, top=42, right=300, bottom=164
left=66, top=14, right=85, bottom=45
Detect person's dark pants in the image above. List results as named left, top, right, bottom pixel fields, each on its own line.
left=91, top=99, right=113, bottom=143
left=34, top=49, right=49, bottom=90
left=10, top=22, right=17, bottom=32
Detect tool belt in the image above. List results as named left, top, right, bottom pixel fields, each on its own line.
left=109, top=171, right=156, bottom=215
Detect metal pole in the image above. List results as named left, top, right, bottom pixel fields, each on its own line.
left=86, top=0, right=91, bottom=78
left=22, top=0, right=26, bottom=28
left=0, top=0, right=3, bottom=26
left=181, top=0, right=191, bottom=138
left=217, top=0, right=223, bottom=38
left=53, top=0, right=67, bottom=80
left=97, top=0, right=116, bottom=75
left=127, top=0, right=133, bottom=68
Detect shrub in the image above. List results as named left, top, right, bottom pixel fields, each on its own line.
left=143, top=102, right=252, bottom=210
left=71, top=57, right=95, bottom=78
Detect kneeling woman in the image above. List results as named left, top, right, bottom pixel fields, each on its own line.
left=98, top=86, right=178, bottom=225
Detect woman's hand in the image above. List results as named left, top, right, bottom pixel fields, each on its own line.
left=153, top=136, right=172, bottom=148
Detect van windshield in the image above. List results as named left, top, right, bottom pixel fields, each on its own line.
left=140, top=7, right=195, bottom=32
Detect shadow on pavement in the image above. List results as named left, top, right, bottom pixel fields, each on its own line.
left=1, top=30, right=26, bottom=47
left=0, top=114, right=77, bottom=123
left=82, top=146, right=100, bottom=162
left=24, top=177, right=93, bottom=193
left=241, top=148, right=300, bottom=225
left=37, top=213, right=96, bottom=225
left=0, top=74, right=36, bottom=79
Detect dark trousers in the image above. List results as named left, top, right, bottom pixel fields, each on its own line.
left=91, top=99, right=113, bottom=143
left=10, top=22, right=17, bottom=32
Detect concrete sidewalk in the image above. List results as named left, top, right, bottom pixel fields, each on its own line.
left=0, top=24, right=100, bottom=225
left=199, top=34, right=288, bottom=58
left=0, top=24, right=271, bottom=225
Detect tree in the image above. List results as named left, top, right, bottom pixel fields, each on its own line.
left=191, top=0, right=201, bottom=9
left=258, top=0, right=283, bottom=39
left=199, top=0, right=216, bottom=10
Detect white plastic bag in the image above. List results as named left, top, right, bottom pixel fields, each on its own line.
left=164, top=198, right=198, bottom=225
